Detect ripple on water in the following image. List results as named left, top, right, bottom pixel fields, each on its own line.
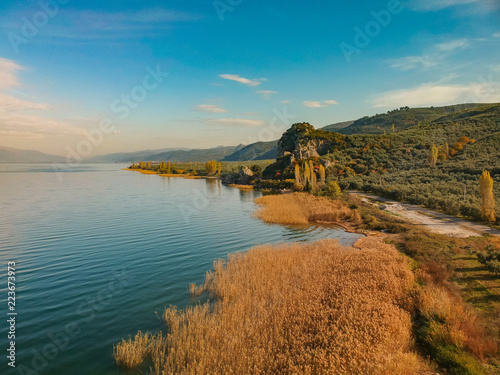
left=0, top=164, right=363, bottom=375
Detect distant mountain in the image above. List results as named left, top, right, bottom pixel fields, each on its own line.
left=148, top=146, right=238, bottom=162
left=87, top=143, right=278, bottom=163
left=0, top=146, right=65, bottom=163
left=87, top=148, right=190, bottom=163
left=331, top=103, right=485, bottom=135
left=321, top=120, right=354, bottom=132
left=222, top=141, right=277, bottom=161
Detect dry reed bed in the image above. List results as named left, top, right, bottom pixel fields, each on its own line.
left=115, top=239, right=429, bottom=374
left=254, top=193, right=361, bottom=226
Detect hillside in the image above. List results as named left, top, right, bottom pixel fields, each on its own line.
left=321, top=120, right=354, bottom=132
left=222, top=141, right=277, bottom=161
left=334, top=103, right=485, bottom=135
left=0, top=146, right=65, bottom=163
left=263, top=103, right=500, bottom=223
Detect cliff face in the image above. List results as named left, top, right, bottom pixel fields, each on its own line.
left=277, top=123, right=340, bottom=160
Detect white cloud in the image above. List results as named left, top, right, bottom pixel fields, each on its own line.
left=257, top=90, right=278, bottom=99
left=0, top=93, right=50, bottom=111
left=389, top=55, right=437, bottom=71
left=0, top=58, right=24, bottom=89
left=303, top=100, right=338, bottom=108
left=494, top=32, right=500, bottom=38
left=371, top=80, right=500, bottom=108
left=409, top=0, right=480, bottom=11
left=204, top=118, right=264, bottom=127
left=436, top=39, right=469, bottom=51
left=0, top=111, right=86, bottom=138
left=281, top=100, right=290, bottom=104
left=219, top=74, right=262, bottom=87
left=0, top=58, right=86, bottom=140
left=195, top=104, right=228, bottom=113
left=389, top=39, right=468, bottom=72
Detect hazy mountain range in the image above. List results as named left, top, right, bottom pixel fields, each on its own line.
left=1, top=103, right=494, bottom=163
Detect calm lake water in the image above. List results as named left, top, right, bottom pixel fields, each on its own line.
left=0, top=164, right=363, bottom=375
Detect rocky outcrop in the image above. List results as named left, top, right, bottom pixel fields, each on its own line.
left=238, top=166, right=254, bottom=184
left=276, top=122, right=341, bottom=163
left=222, top=166, right=255, bottom=185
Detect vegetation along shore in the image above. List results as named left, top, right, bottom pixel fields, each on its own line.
left=118, top=103, right=499, bottom=374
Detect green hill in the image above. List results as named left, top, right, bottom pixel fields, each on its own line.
left=263, top=103, right=500, bottom=223
left=333, top=103, right=486, bottom=135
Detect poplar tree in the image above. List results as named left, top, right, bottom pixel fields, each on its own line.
left=429, top=145, right=439, bottom=167
left=217, top=162, right=222, bottom=175
left=303, top=162, right=310, bottom=186
left=479, top=171, right=496, bottom=222
left=319, top=165, right=326, bottom=184
left=294, top=164, right=301, bottom=184
left=167, top=162, right=171, bottom=174
left=309, top=160, right=316, bottom=187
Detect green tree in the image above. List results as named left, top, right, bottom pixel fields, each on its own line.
left=479, top=171, right=496, bottom=222
left=325, top=181, right=342, bottom=198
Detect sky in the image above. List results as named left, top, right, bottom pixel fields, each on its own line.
left=0, top=0, right=499, bottom=157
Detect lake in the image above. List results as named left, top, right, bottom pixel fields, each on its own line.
left=0, top=164, right=363, bottom=375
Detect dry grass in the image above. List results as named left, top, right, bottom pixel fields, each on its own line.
left=116, top=239, right=433, bottom=374
left=137, top=170, right=160, bottom=175
left=159, top=173, right=184, bottom=177
left=228, top=184, right=254, bottom=190
left=416, top=273, right=498, bottom=363
left=183, top=175, right=202, bottom=179
left=113, top=331, right=153, bottom=369
left=254, top=193, right=361, bottom=226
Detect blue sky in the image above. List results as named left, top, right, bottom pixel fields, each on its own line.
left=0, top=0, right=499, bottom=156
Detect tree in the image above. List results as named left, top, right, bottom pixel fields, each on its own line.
left=303, top=162, right=310, bottom=186
left=309, top=160, right=317, bottom=192
left=206, top=160, right=217, bottom=175
left=167, top=162, right=171, bottom=174
left=294, top=164, right=301, bottom=184
left=319, top=165, right=326, bottom=184
left=479, top=171, right=496, bottom=222
left=429, top=145, right=438, bottom=167
left=391, top=123, right=395, bottom=133
left=217, top=162, right=222, bottom=175
left=325, top=181, right=342, bottom=198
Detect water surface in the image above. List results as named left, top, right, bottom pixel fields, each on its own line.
left=0, top=164, right=362, bottom=374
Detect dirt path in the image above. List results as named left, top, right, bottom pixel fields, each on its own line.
left=349, top=191, right=500, bottom=238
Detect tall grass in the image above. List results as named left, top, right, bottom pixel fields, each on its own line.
left=115, top=239, right=430, bottom=374
left=254, top=193, right=361, bottom=226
